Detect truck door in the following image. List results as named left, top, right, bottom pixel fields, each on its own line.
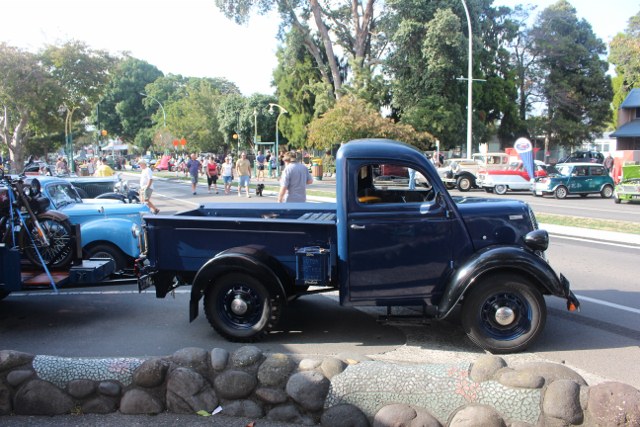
left=344, top=161, right=458, bottom=303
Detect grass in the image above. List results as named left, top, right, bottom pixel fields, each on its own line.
left=536, top=213, right=640, bottom=235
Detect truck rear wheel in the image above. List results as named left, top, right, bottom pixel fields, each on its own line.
left=204, top=272, right=283, bottom=342
left=461, top=273, right=546, bottom=354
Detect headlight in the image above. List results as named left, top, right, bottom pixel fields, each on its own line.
left=131, top=223, right=141, bottom=238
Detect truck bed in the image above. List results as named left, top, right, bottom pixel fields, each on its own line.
left=143, top=203, right=337, bottom=277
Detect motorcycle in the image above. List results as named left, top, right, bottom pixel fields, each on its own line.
left=0, top=169, right=75, bottom=269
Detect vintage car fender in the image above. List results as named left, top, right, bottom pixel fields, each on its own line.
left=79, top=217, right=141, bottom=258
left=189, top=246, right=288, bottom=322
left=436, top=244, right=572, bottom=319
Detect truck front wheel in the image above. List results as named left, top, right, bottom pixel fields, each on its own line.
left=204, top=273, right=283, bottom=342
left=461, top=274, right=546, bottom=354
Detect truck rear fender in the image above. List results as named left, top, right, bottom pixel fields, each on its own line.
left=189, top=247, right=288, bottom=322
left=436, top=245, right=570, bottom=319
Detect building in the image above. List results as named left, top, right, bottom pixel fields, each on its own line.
left=611, top=88, right=640, bottom=150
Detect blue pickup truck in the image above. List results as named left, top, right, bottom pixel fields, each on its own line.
left=137, top=139, right=580, bottom=354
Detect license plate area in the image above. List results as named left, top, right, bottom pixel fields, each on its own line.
left=138, top=274, right=154, bottom=292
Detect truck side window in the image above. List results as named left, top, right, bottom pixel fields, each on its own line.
left=357, top=163, right=433, bottom=204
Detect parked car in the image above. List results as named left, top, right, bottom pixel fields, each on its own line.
left=477, top=160, right=548, bottom=195
left=613, top=164, right=640, bottom=204
left=439, top=153, right=510, bottom=192
left=533, top=163, right=614, bottom=199
left=24, top=176, right=149, bottom=271
left=557, top=151, right=604, bottom=164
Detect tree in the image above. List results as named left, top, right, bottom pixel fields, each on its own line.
left=307, top=96, right=433, bottom=150
left=609, top=10, right=640, bottom=126
left=214, top=0, right=386, bottom=101
left=0, top=43, right=62, bottom=170
left=530, top=0, right=612, bottom=148
left=41, top=41, right=115, bottom=168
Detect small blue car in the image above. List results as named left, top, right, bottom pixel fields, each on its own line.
left=533, top=162, right=614, bottom=199
left=26, top=176, right=149, bottom=271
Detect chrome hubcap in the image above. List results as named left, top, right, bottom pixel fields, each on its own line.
left=230, top=297, right=248, bottom=315
left=494, top=306, right=515, bottom=326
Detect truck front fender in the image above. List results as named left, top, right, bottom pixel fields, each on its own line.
left=79, top=218, right=140, bottom=258
left=189, top=246, right=288, bottom=322
left=437, top=245, right=570, bottom=319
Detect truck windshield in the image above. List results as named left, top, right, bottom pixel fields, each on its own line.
left=357, top=163, right=435, bottom=204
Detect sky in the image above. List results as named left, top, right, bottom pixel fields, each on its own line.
left=1, top=0, right=638, bottom=96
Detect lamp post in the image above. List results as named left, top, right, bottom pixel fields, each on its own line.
left=268, top=103, right=288, bottom=176
left=253, top=108, right=258, bottom=146
left=139, top=92, right=166, bottom=128
left=461, top=0, right=473, bottom=159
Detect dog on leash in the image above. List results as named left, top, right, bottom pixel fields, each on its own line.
left=255, top=183, right=265, bottom=197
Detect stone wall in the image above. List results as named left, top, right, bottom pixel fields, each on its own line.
left=1, top=347, right=639, bottom=426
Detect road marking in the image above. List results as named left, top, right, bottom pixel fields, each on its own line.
left=573, top=294, right=640, bottom=315
left=550, top=234, right=640, bottom=249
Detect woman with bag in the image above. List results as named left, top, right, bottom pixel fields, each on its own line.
left=205, top=155, right=219, bottom=194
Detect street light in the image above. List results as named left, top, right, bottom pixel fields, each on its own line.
left=268, top=103, right=288, bottom=176
left=139, top=92, right=166, bottom=128
left=460, top=0, right=473, bottom=159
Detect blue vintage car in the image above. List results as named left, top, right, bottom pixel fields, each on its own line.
left=532, top=162, right=615, bottom=199
left=25, top=176, right=149, bottom=271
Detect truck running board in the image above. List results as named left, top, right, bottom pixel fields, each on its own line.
left=377, top=305, right=436, bottom=325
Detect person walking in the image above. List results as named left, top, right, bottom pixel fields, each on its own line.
left=256, top=150, right=266, bottom=182
left=221, top=156, right=234, bottom=195
left=138, top=159, right=159, bottom=214
left=204, top=155, right=219, bottom=194
left=277, top=151, right=313, bottom=203
left=186, top=153, right=201, bottom=195
left=235, top=151, right=252, bottom=198
left=604, top=153, right=614, bottom=175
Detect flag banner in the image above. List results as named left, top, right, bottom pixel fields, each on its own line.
left=514, top=138, right=535, bottom=180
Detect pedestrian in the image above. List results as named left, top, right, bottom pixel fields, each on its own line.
left=269, top=154, right=277, bottom=178
left=277, top=151, right=313, bottom=203
left=205, top=155, right=219, bottom=194
left=186, top=153, right=201, bottom=195
left=235, top=151, right=252, bottom=198
left=138, top=159, right=159, bottom=214
left=221, top=156, right=234, bottom=195
left=256, top=150, right=266, bottom=182
left=265, top=150, right=272, bottom=178
left=604, top=153, right=614, bottom=174
left=94, top=157, right=115, bottom=177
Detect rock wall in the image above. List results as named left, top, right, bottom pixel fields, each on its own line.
left=1, top=347, right=639, bottom=426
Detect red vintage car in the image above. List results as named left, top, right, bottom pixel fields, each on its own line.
left=476, top=160, right=549, bottom=195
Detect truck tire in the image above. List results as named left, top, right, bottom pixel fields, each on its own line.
left=456, top=175, right=473, bottom=192
left=461, top=273, right=546, bottom=354
left=204, top=272, right=283, bottom=342
left=85, top=243, right=128, bottom=272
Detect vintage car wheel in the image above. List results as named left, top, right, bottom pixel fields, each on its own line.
left=461, top=273, right=546, bottom=354
left=456, top=175, right=474, bottom=192
left=554, top=186, right=568, bottom=199
left=204, top=272, right=283, bottom=342
left=86, top=243, right=128, bottom=272
left=600, top=185, right=614, bottom=199
left=21, top=217, right=74, bottom=269
left=494, top=184, right=508, bottom=195
left=445, top=183, right=455, bottom=190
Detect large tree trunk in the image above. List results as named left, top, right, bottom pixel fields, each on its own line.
left=309, top=0, right=343, bottom=98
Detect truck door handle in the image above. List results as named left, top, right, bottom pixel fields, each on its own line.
left=350, top=224, right=365, bottom=230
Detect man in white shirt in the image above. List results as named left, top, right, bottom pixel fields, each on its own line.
left=139, top=159, right=159, bottom=214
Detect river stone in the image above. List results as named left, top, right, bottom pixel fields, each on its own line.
left=172, top=347, right=209, bottom=374
left=81, top=395, right=118, bottom=414
left=0, top=382, right=11, bottom=415
left=498, top=370, right=545, bottom=389
left=321, top=357, right=347, bottom=379
left=120, top=388, right=164, bottom=414
left=258, top=353, right=294, bottom=387
left=0, top=350, right=34, bottom=371
left=470, top=355, right=507, bottom=382
left=513, top=362, right=587, bottom=386
left=214, top=369, right=257, bottom=399
left=133, top=357, right=169, bottom=388
left=286, top=370, right=330, bottom=411
left=210, top=348, right=229, bottom=371
left=231, top=346, right=264, bottom=370
left=97, top=380, right=121, bottom=397
left=166, top=366, right=218, bottom=413
left=222, top=399, right=264, bottom=418
left=267, top=403, right=316, bottom=425
left=543, top=380, right=583, bottom=424
left=299, top=359, right=322, bottom=371
left=7, top=369, right=35, bottom=387
left=586, top=382, right=640, bottom=426
left=255, top=386, right=289, bottom=404
left=67, top=379, right=96, bottom=398
left=322, top=403, right=369, bottom=427
left=13, top=379, right=74, bottom=415
left=374, top=403, right=442, bottom=427
left=449, top=404, right=506, bottom=427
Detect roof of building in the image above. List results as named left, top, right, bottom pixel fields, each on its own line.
left=610, top=118, right=640, bottom=137
left=620, top=88, right=640, bottom=108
